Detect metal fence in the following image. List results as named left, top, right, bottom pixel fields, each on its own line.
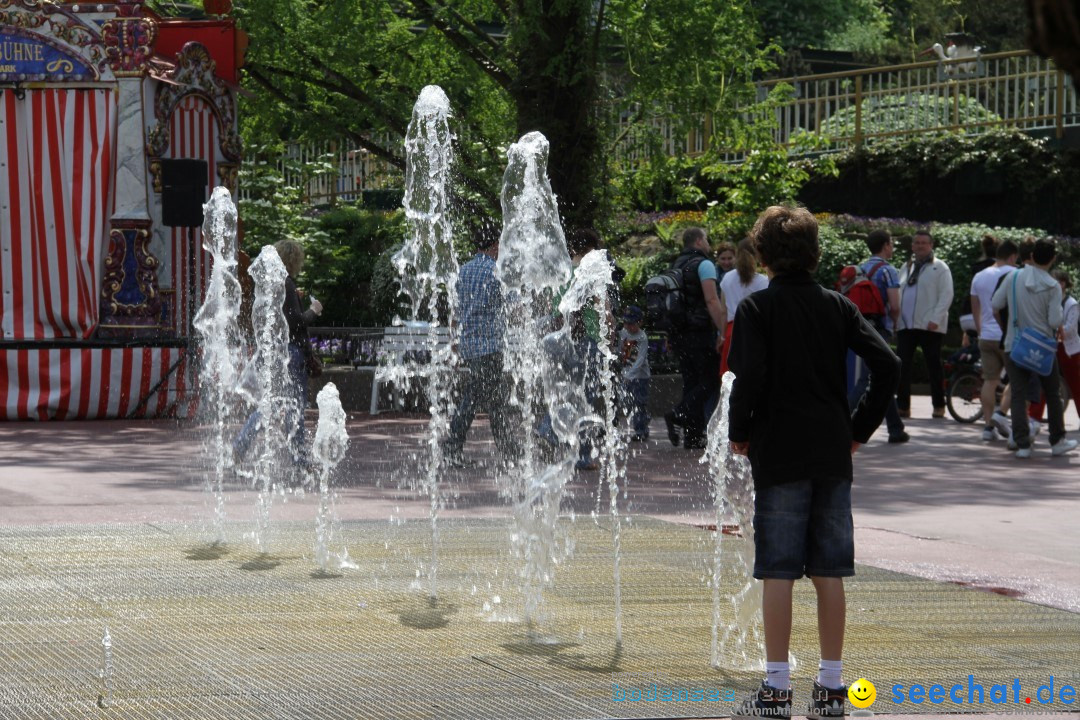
left=760, top=50, right=1079, bottom=150
left=238, top=137, right=401, bottom=204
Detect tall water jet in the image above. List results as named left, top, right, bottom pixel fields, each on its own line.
left=703, top=371, right=763, bottom=669
left=389, top=85, right=459, bottom=597
left=193, top=186, right=242, bottom=543
left=496, top=130, right=578, bottom=630
left=576, top=250, right=626, bottom=646
left=313, top=382, right=354, bottom=573
left=247, top=245, right=292, bottom=553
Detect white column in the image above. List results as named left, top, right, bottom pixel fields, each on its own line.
left=111, top=77, right=150, bottom=222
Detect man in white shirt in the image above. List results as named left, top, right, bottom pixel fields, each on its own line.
left=897, top=231, right=954, bottom=418
left=970, top=240, right=1017, bottom=440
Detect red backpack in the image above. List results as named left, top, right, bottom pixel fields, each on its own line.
left=836, top=260, right=887, bottom=319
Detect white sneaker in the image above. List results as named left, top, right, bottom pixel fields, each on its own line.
left=1030, top=420, right=1043, bottom=437
left=1007, top=433, right=1018, bottom=451
left=1051, top=438, right=1078, bottom=457
left=1016, top=447, right=1033, bottom=459
left=981, top=428, right=996, bottom=442
left=991, top=411, right=1011, bottom=438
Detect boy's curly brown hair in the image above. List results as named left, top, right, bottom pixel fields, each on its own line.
left=750, top=205, right=820, bottom=275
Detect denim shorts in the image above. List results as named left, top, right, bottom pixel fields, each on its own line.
left=753, top=478, right=854, bottom=580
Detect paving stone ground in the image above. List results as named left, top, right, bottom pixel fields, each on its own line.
left=1, top=395, right=1078, bottom=719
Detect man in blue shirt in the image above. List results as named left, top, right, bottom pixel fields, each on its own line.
left=444, top=228, right=518, bottom=466
left=847, top=230, right=908, bottom=443
left=665, top=227, right=726, bottom=449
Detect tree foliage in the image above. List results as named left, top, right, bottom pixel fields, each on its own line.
left=233, top=0, right=769, bottom=231
left=752, top=0, right=1029, bottom=60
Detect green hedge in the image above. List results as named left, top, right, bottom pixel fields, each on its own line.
left=800, top=129, right=1080, bottom=236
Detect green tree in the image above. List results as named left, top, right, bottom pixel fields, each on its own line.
left=874, top=0, right=1029, bottom=62
left=234, top=0, right=768, bottom=231
left=752, top=0, right=889, bottom=50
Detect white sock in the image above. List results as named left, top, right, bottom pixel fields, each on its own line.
left=766, top=661, right=791, bottom=691
left=817, top=659, right=843, bottom=689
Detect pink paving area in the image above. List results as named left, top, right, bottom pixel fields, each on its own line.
left=1, top=395, right=1078, bottom=617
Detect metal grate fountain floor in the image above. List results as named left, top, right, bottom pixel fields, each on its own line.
left=1, top=517, right=1077, bottom=719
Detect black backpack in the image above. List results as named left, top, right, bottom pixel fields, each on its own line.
left=644, top=267, right=688, bottom=331
left=644, top=252, right=707, bottom=331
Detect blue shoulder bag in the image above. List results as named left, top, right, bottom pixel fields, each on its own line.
left=1009, top=271, right=1057, bottom=377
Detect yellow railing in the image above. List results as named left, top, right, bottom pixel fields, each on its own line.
left=614, top=50, right=1078, bottom=164
left=762, top=50, right=1076, bottom=148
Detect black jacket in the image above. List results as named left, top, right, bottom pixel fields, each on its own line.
left=283, top=276, right=317, bottom=351
left=727, top=271, right=900, bottom=488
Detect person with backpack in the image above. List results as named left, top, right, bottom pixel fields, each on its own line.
left=991, top=238, right=1077, bottom=458
left=844, top=230, right=909, bottom=443
left=896, top=230, right=954, bottom=419
left=1027, top=269, right=1080, bottom=430
left=656, top=227, right=724, bottom=449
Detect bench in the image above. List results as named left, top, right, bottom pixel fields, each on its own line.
left=369, top=323, right=452, bottom=415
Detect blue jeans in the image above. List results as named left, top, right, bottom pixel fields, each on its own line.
left=623, top=378, right=650, bottom=437
left=848, top=325, right=905, bottom=437
left=235, top=344, right=309, bottom=463
left=753, top=478, right=854, bottom=580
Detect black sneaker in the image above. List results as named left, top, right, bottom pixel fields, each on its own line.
left=807, top=681, right=847, bottom=719
left=732, top=680, right=792, bottom=719
left=664, top=411, right=681, bottom=447
left=887, top=431, right=910, bottom=444
left=683, top=434, right=707, bottom=450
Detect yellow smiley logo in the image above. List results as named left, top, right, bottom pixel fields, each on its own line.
left=848, top=678, right=876, bottom=708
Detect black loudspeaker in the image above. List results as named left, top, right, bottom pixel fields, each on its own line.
left=161, top=159, right=208, bottom=227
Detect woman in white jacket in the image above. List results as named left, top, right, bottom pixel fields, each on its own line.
left=896, top=231, right=954, bottom=418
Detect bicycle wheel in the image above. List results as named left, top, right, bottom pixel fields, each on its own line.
left=947, top=371, right=983, bottom=424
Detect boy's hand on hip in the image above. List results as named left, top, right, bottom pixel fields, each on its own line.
left=730, top=441, right=749, bottom=456
left=927, top=321, right=939, bottom=331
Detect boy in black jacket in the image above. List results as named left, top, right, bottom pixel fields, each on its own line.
left=728, top=206, right=899, bottom=719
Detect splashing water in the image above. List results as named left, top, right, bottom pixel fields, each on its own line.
left=570, top=250, right=628, bottom=646
left=495, top=131, right=577, bottom=630
left=389, top=85, right=459, bottom=598
left=247, top=245, right=292, bottom=554
left=496, top=132, right=571, bottom=297
left=98, top=624, right=114, bottom=708
left=193, top=186, right=243, bottom=544
left=313, top=383, right=355, bottom=573
left=702, top=371, right=764, bottom=669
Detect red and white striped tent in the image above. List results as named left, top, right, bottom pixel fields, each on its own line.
left=0, top=1, right=242, bottom=420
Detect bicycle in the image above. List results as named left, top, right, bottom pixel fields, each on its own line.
left=945, top=359, right=1006, bottom=424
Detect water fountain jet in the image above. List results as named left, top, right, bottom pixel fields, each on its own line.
left=193, top=186, right=242, bottom=543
